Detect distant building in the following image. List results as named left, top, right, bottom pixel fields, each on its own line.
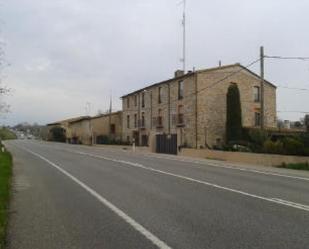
left=283, top=120, right=291, bottom=129
left=47, top=116, right=89, bottom=142
left=47, top=112, right=123, bottom=145
left=121, top=64, right=277, bottom=151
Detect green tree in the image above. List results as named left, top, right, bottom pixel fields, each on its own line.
left=226, top=83, right=242, bottom=143
left=49, top=126, right=66, bottom=142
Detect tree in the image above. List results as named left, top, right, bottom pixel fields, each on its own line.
left=0, top=36, right=11, bottom=114
left=226, top=83, right=242, bottom=143
left=49, top=126, right=66, bottom=142
left=305, top=115, right=309, bottom=132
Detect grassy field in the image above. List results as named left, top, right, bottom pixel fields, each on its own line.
left=0, top=128, right=16, bottom=141
left=278, top=162, right=309, bottom=171
left=0, top=147, right=12, bottom=249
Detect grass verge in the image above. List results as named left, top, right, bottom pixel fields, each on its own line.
left=0, top=147, right=12, bottom=249
left=277, top=162, right=309, bottom=171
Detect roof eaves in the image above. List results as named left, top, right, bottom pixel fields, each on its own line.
left=196, top=63, right=277, bottom=89
left=120, top=72, right=195, bottom=99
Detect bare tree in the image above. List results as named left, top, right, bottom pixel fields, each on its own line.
left=0, top=33, right=11, bottom=115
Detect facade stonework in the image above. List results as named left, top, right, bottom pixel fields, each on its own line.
left=91, top=111, right=122, bottom=143
left=121, top=64, right=277, bottom=149
left=67, top=117, right=92, bottom=145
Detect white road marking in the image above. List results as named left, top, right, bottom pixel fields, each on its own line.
left=30, top=141, right=309, bottom=182
left=21, top=147, right=172, bottom=249
left=271, top=198, right=309, bottom=212
left=141, top=153, right=309, bottom=182
left=65, top=149, right=309, bottom=213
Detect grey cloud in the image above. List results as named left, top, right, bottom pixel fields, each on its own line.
left=1, top=0, right=309, bottom=125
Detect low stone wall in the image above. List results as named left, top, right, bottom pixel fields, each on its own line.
left=179, top=148, right=309, bottom=166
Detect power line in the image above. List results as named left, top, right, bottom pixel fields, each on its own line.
left=204, top=58, right=261, bottom=90
left=265, top=55, right=309, bottom=61
left=278, top=110, right=309, bottom=114
left=277, top=85, right=309, bottom=91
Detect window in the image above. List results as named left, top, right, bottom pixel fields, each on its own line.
left=134, top=114, right=137, bottom=128
left=141, top=112, right=145, bottom=127
left=110, top=124, right=116, bottom=134
left=178, top=105, right=184, bottom=124
left=141, top=92, right=145, bottom=108
left=255, top=112, right=261, bottom=126
left=157, top=109, right=163, bottom=127
left=158, top=87, right=162, bottom=103
left=178, top=80, right=184, bottom=99
left=127, top=98, right=130, bottom=108
left=127, top=115, right=130, bottom=128
left=134, top=95, right=137, bottom=106
left=253, top=86, right=260, bottom=102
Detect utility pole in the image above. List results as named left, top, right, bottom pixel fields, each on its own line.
left=109, top=94, right=112, bottom=138
left=260, top=46, right=265, bottom=130
left=150, top=91, right=153, bottom=129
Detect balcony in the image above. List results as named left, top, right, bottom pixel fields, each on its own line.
left=156, top=116, right=163, bottom=128
left=176, top=114, right=185, bottom=127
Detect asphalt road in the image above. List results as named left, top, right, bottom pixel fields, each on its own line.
left=5, top=140, right=309, bottom=249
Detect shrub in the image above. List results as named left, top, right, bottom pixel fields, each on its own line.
left=249, top=129, right=268, bottom=146
left=282, top=137, right=304, bottom=155
left=303, top=148, right=309, bottom=156
left=263, top=140, right=284, bottom=154
left=278, top=162, right=309, bottom=171
left=299, top=133, right=309, bottom=148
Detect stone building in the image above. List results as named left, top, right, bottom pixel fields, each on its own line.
left=67, top=116, right=92, bottom=145
left=46, top=116, right=89, bottom=142
left=49, top=112, right=123, bottom=145
left=91, top=111, right=122, bottom=143
left=121, top=64, right=277, bottom=150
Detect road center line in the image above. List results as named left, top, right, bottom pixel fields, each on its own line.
left=64, top=148, right=309, bottom=213
left=21, top=146, right=172, bottom=249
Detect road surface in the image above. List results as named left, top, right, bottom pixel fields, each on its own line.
left=5, top=140, right=309, bottom=249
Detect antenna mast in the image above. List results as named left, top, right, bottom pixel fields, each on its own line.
left=182, top=0, right=186, bottom=72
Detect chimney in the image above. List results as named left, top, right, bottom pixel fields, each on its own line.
left=174, top=70, right=184, bottom=78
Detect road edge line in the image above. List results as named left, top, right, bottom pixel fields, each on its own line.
left=21, top=146, right=172, bottom=249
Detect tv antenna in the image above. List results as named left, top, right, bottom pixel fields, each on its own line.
left=179, top=0, right=186, bottom=72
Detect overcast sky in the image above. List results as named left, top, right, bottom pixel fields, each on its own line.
left=1, top=0, right=309, bottom=125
